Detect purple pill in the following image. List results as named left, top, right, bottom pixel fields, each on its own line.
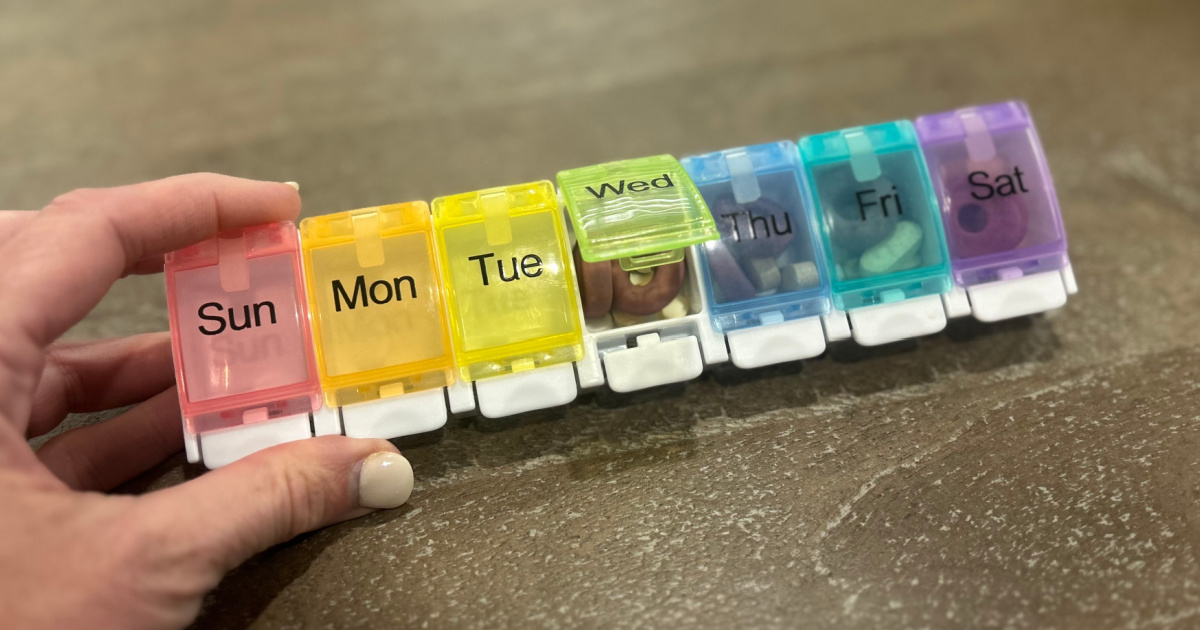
left=704, top=240, right=756, bottom=303
left=944, top=163, right=1029, bottom=259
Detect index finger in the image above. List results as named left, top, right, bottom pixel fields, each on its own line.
left=0, top=173, right=300, bottom=348
left=0, top=174, right=299, bottom=430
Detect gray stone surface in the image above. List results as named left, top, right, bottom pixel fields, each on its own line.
left=3, top=0, right=1200, bottom=627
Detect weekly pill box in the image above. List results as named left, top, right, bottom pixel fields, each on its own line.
left=916, top=102, right=1076, bottom=321
left=800, top=121, right=952, bottom=312
left=300, top=203, right=454, bottom=408
left=163, top=101, right=1077, bottom=468
left=682, top=141, right=832, bottom=333
left=165, top=222, right=321, bottom=434
left=432, top=181, right=584, bottom=382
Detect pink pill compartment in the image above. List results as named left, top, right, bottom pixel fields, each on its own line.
left=165, top=222, right=321, bottom=434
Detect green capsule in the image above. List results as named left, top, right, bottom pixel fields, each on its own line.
left=860, top=220, right=923, bottom=276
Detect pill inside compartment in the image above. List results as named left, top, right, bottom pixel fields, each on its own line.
left=556, top=157, right=711, bottom=334
left=810, top=151, right=945, bottom=285
left=916, top=103, right=1067, bottom=287
left=576, top=244, right=700, bottom=334
left=693, top=168, right=829, bottom=330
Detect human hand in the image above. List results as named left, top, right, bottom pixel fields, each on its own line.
left=0, top=174, right=415, bottom=630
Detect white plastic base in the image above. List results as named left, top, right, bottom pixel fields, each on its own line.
left=312, top=404, right=341, bottom=436
left=475, top=363, right=578, bottom=418
left=575, top=345, right=606, bottom=389
left=967, top=269, right=1069, bottom=322
left=603, top=332, right=705, bottom=392
left=183, top=424, right=200, bottom=463
left=727, top=317, right=826, bottom=369
left=581, top=314, right=727, bottom=392
left=821, top=308, right=852, bottom=341
left=848, top=294, right=948, bottom=346
left=197, top=412, right=313, bottom=469
left=1062, top=264, right=1078, bottom=295
left=341, top=388, right=448, bottom=439
left=942, top=286, right=972, bottom=318
left=445, top=378, right=477, bottom=415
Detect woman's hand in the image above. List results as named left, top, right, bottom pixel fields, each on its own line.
left=0, top=174, right=413, bottom=630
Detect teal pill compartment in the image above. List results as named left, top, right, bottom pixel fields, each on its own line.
left=682, top=141, right=831, bottom=333
left=799, top=121, right=952, bottom=310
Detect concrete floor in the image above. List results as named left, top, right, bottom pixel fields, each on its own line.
left=5, top=0, right=1200, bottom=628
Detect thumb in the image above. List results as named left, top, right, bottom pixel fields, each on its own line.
left=139, top=436, right=412, bottom=574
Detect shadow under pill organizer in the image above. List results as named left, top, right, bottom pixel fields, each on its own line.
left=164, top=101, right=1077, bottom=468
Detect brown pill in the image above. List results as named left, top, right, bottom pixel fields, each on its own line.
left=611, top=260, right=686, bottom=316
left=573, top=243, right=613, bottom=318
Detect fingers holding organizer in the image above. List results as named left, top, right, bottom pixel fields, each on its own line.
left=0, top=175, right=301, bottom=443
left=161, top=102, right=1074, bottom=470
left=142, top=436, right=413, bottom=574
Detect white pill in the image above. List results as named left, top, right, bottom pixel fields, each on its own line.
left=746, top=257, right=781, bottom=291
left=585, top=313, right=614, bottom=332
left=782, top=261, right=819, bottom=291
left=659, top=295, right=688, bottom=319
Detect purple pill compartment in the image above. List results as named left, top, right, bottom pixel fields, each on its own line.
left=916, top=102, right=1068, bottom=288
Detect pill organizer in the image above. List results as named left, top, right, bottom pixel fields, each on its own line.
left=432, top=181, right=584, bottom=418
left=165, top=222, right=321, bottom=467
left=915, top=101, right=1076, bottom=321
left=300, top=203, right=459, bottom=441
left=165, top=102, right=1076, bottom=468
left=799, top=121, right=953, bottom=346
left=681, top=142, right=838, bottom=369
left=557, top=155, right=729, bottom=392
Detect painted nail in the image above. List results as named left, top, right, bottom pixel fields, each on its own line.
left=283, top=181, right=300, bottom=191
left=357, top=451, right=413, bottom=509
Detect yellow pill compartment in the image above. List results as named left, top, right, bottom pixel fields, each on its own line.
left=301, top=203, right=454, bottom=407
left=432, top=181, right=584, bottom=381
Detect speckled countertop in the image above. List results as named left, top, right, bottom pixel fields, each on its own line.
left=5, top=1, right=1200, bottom=627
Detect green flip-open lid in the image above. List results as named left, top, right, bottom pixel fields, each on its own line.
left=557, top=155, right=719, bottom=271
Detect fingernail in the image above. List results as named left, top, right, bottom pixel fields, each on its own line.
left=357, top=451, right=413, bottom=509
left=283, top=181, right=300, bottom=192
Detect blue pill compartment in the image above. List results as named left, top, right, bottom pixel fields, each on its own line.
left=682, top=141, right=832, bottom=333
left=799, top=121, right=952, bottom=311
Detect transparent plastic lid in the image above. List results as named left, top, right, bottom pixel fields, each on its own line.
left=165, top=222, right=320, bottom=433
left=432, top=181, right=583, bottom=381
left=681, top=141, right=831, bottom=332
left=300, top=202, right=454, bottom=407
left=800, top=121, right=952, bottom=310
left=557, top=155, right=719, bottom=270
left=915, top=101, right=1068, bottom=286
